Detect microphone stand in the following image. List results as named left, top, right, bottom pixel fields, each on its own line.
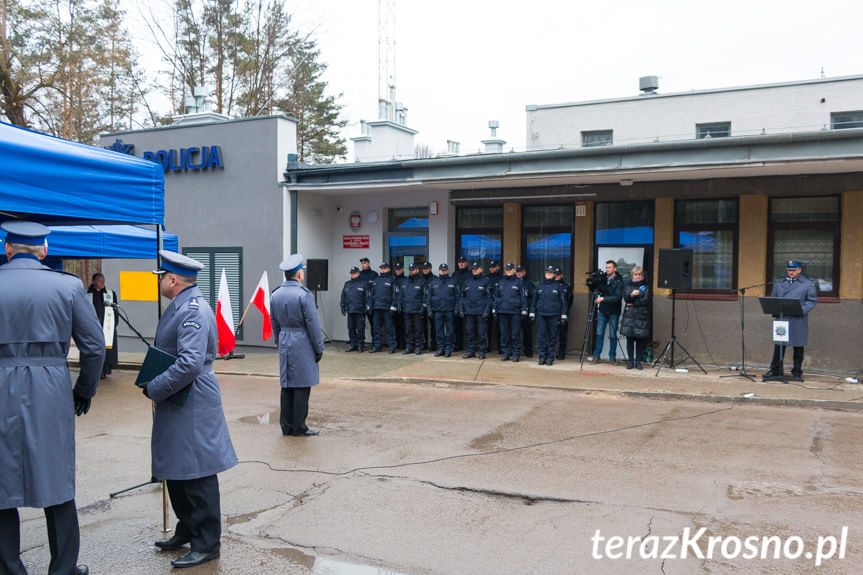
left=108, top=304, right=161, bottom=498
left=720, top=281, right=772, bottom=382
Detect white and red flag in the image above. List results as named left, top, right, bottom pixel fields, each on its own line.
left=216, top=268, right=236, bottom=355
left=250, top=271, right=272, bottom=341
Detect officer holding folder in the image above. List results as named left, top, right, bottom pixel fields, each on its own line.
left=141, top=250, right=237, bottom=569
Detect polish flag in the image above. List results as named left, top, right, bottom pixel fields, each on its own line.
left=216, top=268, right=236, bottom=355
left=250, top=271, right=272, bottom=341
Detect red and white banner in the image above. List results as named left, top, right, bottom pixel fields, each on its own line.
left=216, top=268, right=236, bottom=355
left=343, top=234, right=370, bottom=248
left=249, top=271, right=272, bottom=341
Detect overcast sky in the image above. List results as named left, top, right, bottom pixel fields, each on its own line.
left=131, top=0, right=863, bottom=159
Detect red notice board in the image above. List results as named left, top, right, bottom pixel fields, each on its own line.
left=343, top=235, right=370, bottom=249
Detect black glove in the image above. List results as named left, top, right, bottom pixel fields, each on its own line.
left=341, top=309, right=347, bottom=316
left=73, top=392, right=91, bottom=416
left=455, top=311, right=463, bottom=318
left=314, top=352, right=323, bottom=363
left=428, top=311, right=435, bottom=319
left=389, top=306, right=397, bottom=316
left=481, top=313, right=489, bottom=321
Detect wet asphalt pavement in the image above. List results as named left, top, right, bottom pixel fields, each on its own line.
left=16, top=346, right=863, bottom=574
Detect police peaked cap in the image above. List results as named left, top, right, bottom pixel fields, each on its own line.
left=156, top=250, right=205, bottom=277
left=279, top=253, right=304, bottom=273
left=1, top=221, right=50, bottom=245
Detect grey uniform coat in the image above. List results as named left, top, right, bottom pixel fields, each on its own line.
left=147, top=285, right=237, bottom=480
left=0, top=255, right=104, bottom=508
left=270, top=279, right=325, bottom=389
left=770, top=275, right=817, bottom=347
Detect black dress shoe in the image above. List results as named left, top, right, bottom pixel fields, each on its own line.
left=546, top=359, right=554, bottom=366
left=388, top=349, right=396, bottom=354
left=463, top=352, right=475, bottom=359
left=501, top=354, right=510, bottom=361
left=445, top=351, right=451, bottom=357
left=295, top=429, right=319, bottom=436
left=171, top=550, right=220, bottom=568
left=155, top=534, right=190, bottom=550
left=74, top=566, right=89, bottom=575
left=434, top=350, right=444, bottom=357
left=402, top=348, right=414, bottom=355
left=478, top=353, right=485, bottom=359
left=368, top=348, right=381, bottom=353
left=512, top=356, right=519, bottom=363
left=415, top=350, right=423, bottom=355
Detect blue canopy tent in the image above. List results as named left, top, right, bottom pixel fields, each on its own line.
left=0, top=122, right=164, bottom=225
left=0, top=225, right=177, bottom=258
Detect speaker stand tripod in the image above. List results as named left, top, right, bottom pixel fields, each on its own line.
left=314, top=289, right=332, bottom=343
left=579, top=291, right=599, bottom=370
left=653, top=289, right=706, bottom=376
left=719, top=283, right=769, bottom=382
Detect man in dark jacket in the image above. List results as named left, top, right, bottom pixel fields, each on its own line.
left=517, top=265, right=536, bottom=358
left=87, top=272, right=118, bottom=377
left=554, top=268, right=574, bottom=360
left=425, top=263, right=458, bottom=357
left=421, top=262, right=436, bottom=350
left=0, top=221, right=104, bottom=575
left=358, top=257, right=378, bottom=341
left=620, top=266, right=650, bottom=370
left=763, top=260, right=818, bottom=382
left=459, top=261, right=492, bottom=359
left=367, top=262, right=397, bottom=353
left=531, top=266, right=567, bottom=366
left=452, top=256, right=471, bottom=351
left=486, top=260, right=502, bottom=352
left=399, top=263, right=426, bottom=355
left=591, top=260, right=623, bottom=363
left=493, top=263, right=528, bottom=362
left=340, top=266, right=367, bottom=352
left=392, top=262, right=406, bottom=349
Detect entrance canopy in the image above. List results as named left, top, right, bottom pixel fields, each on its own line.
left=0, top=225, right=177, bottom=259
left=0, top=122, right=164, bottom=225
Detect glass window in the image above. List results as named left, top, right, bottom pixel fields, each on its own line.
left=768, top=196, right=840, bottom=296
left=456, top=207, right=503, bottom=270
left=183, top=247, right=243, bottom=339
left=595, top=201, right=654, bottom=245
left=831, top=111, right=863, bottom=130
left=675, top=199, right=737, bottom=291
left=522, top=205, right=574, bottom=284
left=696, top=122, right=731, bottom=139
left=582, top=130, right=613, bottom=147
left=387, top=207, right=429, bottom=269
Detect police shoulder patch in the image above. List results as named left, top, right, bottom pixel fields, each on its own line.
left=188, top=297, right=199, bottom=308
left=182, top=320, right=202, bottom=330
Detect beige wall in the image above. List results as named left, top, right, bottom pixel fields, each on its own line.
left=573, top=201, right=593, bottom=294
left=738, top=195, right=769, bottom=297
left=840, top=191, right=863, bottom=300
left=653, top=197, right=674, bottom=296
left=502, top=202, right=521, bottom=265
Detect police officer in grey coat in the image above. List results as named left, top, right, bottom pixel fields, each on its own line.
left=144, top=251, right=237, bottom=569
left=270, top=254, right=325, bottom=436
left=0, top=221, right=104, bottom=575
left=763, top=260, right=818, bottom=382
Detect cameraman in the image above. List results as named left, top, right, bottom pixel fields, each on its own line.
left=590, top=260, right=623, bottom=363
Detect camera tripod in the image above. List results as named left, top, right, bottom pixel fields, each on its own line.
left=652, top=289, right=706, bottom=376
left=579, top=291, right=599, bottom=370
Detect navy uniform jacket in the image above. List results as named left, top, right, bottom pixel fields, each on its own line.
left=771, top=275, right=817, bottom=347
left=558, top=279, right=574, bottom=313
left=425, top=275, right=458, bottom=312
left=358, top=268, right=378, bottom=283
left=522, top=279, right=537, bottom=314
left=368, top=272, right=396, bottom=310
left=0, top=255, right=104, bottom=508
left=493, top=274, right=527, bottom=315
left=458, top=274, right=492, bottom=316
left=270, top=279, right=325, bottom=388
left=393, top=273, right=406, bottom=306
left=148, top=284, right=237, bottom=480
left=399, top=275, right=426, bottom=314
left=531, top=278, right=567, bottom=316
left=340, top=277, right=367, bottom=314
left=453, top=267, right=471, bottom=290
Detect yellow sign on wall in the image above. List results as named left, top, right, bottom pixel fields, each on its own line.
left=119, top=271, right=160, bottom=301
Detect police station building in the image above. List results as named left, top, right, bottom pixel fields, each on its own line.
left=102, top=75, right=863, bottom=374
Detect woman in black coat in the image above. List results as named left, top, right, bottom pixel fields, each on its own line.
left=619, top=266, right=650, bottom=369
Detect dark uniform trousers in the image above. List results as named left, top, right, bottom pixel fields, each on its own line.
left=395, top=311, right=406, bottom=349
left=1, top=499, right=78, bottom=575
left=453, top=314, right=464, bottom=351
left=166, top=475, right=221, bottom=554
left=434, top=312, right=455, bottom=353
left=464, top=315, right=488, bottom=354
left=280, top=387, right=311, bottom=436
left=557, top=322, right=569, bottom=359
left=371, top=309, right=396, bottom=351
left=498, top=314, right=522, bottom=357
left=537, top=315, right=559, bottom=362
left=423, top=314, right=436, bottom=350
left=404, top=313, right=424, bottom=351
left=347, top=312, right=365, bottom=349
left=521, top=316, right=534, bottom=357
left=770, top=345, right=805, bottom=377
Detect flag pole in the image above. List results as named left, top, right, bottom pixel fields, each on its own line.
left=236, top=298, right=254, bottom=328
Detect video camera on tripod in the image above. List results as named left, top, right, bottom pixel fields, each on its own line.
left=584, top=269, right=607, bottom=292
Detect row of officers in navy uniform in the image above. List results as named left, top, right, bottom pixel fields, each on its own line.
left=340, top=258, right=574, bottom=366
